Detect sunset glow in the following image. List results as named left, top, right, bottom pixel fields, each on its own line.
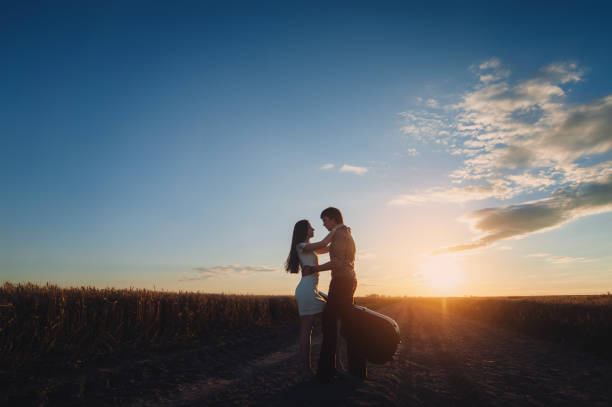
left=418, top=255, right=465, bottom=295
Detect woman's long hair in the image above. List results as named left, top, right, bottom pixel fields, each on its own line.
left=285, top=219, right=309, bottom=274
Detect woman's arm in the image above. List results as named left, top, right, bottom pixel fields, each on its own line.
left=303, top=226, right=352, bottom=275
left=300, top=225, right=341, bottom=252
left=314, top=247, right=330, bottom=255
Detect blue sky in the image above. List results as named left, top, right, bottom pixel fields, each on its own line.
left=2, top=1, right=612, bottom=295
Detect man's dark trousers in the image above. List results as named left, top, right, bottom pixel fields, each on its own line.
left=317, top=275, right=367, bottom=380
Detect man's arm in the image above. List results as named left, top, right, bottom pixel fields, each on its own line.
left=312, top=226, right=349, bottom=255
left=306, top=260, right=333, bottom=274
left=303, top=228, right=349, bottom=275
left=302, top=260, right=333, bottom=275
left=300, top=225, right=341, bottom=252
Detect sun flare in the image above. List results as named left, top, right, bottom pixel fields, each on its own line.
left=418, top=255, right=464, bottom=294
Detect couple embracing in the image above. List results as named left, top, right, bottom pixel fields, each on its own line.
left=285, top=207, right=367, bottom=383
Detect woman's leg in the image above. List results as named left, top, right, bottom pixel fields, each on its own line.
left=299, top=314, right=316, bottom=374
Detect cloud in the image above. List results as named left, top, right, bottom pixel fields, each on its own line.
left=339, top=164, right=368, bottom=175
left=547, top=256, right=590, bottom=264
left=426, top=98, right=439, bottom=108
left=525, top=252, right=591, bottom=263
left=563, top=161, right=612, bottom=184
left=179, top=265, right=277, bottom=281
left=447, top=61, right=606, bottom=183
left=399, top=110, right=451, bottom=144
left=475, top=57, right=509, bottom=84
left=433, top=177, right=612, bottom=254
left=318, top=163, right=370, bottom=175
left=537, top=95, right=612, bottom=163
left=390, top=180, right=518, bottom=205
left=525, top=252, right=550, bottom=258
left=396, top=59, right=612, bottom=202
left=479, top=57, right=501, bottom=70
left=396, top=58, right=612, bottom=253
left=506, top=173, right=558, bottom=189
left=541, top=62, right=584, bottom=84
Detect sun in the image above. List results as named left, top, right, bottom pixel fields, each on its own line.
left=418, top=255, right=464, bottom=295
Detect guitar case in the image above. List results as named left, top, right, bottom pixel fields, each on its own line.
left=319, top=292, right=400, bottom=364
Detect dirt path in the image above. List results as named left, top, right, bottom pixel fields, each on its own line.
left=138, top=302, right=612, bottom=406
left=9, top=302, right=612, bottom=406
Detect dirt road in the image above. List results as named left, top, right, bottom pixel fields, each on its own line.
left=10, top=302, right=612, bottom=406
left=143, top=302, right=612, bottom=406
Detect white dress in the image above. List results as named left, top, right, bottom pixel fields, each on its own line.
left=294, top=242, right=327, bottom=316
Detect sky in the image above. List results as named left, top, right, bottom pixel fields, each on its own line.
left=2, top=1, right=612, bottom=296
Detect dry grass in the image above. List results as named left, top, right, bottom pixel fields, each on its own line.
left=364, top=294, right=612, bottom=360
left=0, top=282, right=297, bottom=368
left=3, top=282, right=612, bottom=369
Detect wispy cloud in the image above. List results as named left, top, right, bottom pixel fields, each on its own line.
left=339, top=164, right=368, bottom=175
left=399, top=110, right=452, bottom=145
left=526, top=252, right=592, bottom=263
left=433, top=176, right=612, bottom=253
left=525, top=252, right=550, bottom=258
left=425, top=98, right=439, bottom=108
left=319, top=163, right=369, bottom=175
left=179, top=265, right=277, bottom=281
left=479, top=57, right=501, bottom=70
left=475, top=57, right=509, bottom=84
left=390, top=180, right=517, bottom=205
left=547, top=256, right=591, bottom=264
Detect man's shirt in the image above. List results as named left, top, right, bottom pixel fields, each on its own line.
left=329, top=225, right=356, bottom=279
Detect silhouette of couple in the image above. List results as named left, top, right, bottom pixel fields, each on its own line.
left=285, top=207, right=367, bottom=383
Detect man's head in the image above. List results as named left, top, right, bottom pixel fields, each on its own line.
left=320, top=207, right=343, bottom=231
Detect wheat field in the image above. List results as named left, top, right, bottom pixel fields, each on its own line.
left=2, top=283, right=612, bottom=369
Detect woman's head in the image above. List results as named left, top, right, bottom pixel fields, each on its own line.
left=292, top=219, right=314, bottom=242
left=285, top=219, right=313, bottom=274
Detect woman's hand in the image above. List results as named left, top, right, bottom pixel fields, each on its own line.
left=300, top=224, right=350, bottom=253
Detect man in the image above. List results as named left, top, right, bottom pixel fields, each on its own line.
left=302, top=207, right=367, bottom=383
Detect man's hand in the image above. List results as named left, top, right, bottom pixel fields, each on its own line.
left=302, top=265, right=315, bottom=276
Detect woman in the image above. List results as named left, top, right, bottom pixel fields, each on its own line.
left=285, top=219, right=341, bottom=375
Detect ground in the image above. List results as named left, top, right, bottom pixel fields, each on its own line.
left=6, top=302, right=612, bottom=406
